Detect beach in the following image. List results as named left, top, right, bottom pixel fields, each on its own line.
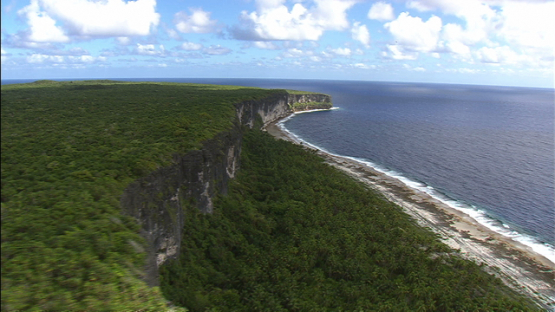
left=265, top=119, right=555, bottom=310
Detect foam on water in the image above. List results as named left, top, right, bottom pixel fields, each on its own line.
left=278, top=113, right=555, bottom=264
left=293, top=107, right=340, bottom=115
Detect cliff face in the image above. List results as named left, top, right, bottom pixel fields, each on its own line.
left=120, top=91, right=331, bottom=286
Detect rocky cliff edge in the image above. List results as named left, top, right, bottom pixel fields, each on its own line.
left=120, top=90, right=331, bottom=285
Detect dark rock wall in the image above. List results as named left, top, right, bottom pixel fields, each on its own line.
left=120, top=91, right=331, bottom=285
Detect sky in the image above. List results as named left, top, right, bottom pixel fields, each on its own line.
left=1, top=0, right=554, bottom=88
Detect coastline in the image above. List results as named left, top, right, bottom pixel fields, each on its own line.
left=265, top=117, right=555, bottom=310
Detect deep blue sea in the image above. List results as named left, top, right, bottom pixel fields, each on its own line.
left=3, top=78, right=554, bottom=261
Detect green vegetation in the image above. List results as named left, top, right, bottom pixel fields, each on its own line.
left=1, top=80, right=538, bottom=311
left=290, top=101, right=332, bottom=111
left=160, top=130, right=538, bottom=311
left=286, top=89, right=320, bottom=95
left=1, top=80, right=280, bottom=310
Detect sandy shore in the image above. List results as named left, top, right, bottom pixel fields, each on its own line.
left=265, top=120, right=555, bottom=310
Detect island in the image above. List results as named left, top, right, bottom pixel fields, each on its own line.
left=1, top=80, right=546, bottom=311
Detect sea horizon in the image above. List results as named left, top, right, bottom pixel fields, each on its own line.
left=1, top=77, right=554, bottom=90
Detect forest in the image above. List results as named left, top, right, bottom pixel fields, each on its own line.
left=160, top=129, right=539, bottom=311
left=1, top=80, right=541, bottom=311
left=1, top=80, right=278, bottom=310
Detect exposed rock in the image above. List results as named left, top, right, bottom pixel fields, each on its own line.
left=120, top=90, right=331, bottom=286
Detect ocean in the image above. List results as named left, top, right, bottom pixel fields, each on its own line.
left=3, top=78, right=554, bottom=262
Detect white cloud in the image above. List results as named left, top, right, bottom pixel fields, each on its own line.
left=1, top=47, right=8, bottom=64
left=22, top=0, right=159, bottom=39
left=405, top=0, right=496, bottom=62
left=117, top=37, right=132, bottom=45
left=353, top=63, right=376, bottom=69
left=67, top=55, right=106, bottom=63
left=204, top=45, right=231, bottom=55
left=329, top=47, right=351, bottom=56
left=166, top=29, right=181, bottom=40
left=441, top=23, right=472, bottom=58
left=281, top=48, right=312, bottom=58
left=404, top=0, right=554, bottom=68
left=174, top=8, right=219, bottom=34
left=368, top=1, right=394, bottom=21
left=231, top=0, right=356, bottom=41
left=254, top=41, right=279, bottom=49
left=18, top=0, right=69, bottom=42
left=26, top=53, right=105, bottom=64
left=499, top=2, right=554, bottom=50
left=382, top=44, right=418, bottom=60
left=475, top=46, right=520, bottom=64
left=136, top=44, right=165, bottom=56
left=27, top=54, right=62, bottom=63
left=446, top=67, right=482, bottom=74
left=351, top=22, right=370, bottom=47
left=385, top=12, right=442, bottom=53
left=496, top=1, right=554, bottom=66
left=403, top=63, right=426, bottom=71
left=181, top=42, right=203, bottom=51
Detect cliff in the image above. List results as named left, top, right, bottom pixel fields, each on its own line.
left=120, top=90, right=332, bottom=285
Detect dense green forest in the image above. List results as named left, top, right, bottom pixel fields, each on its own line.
left=160, top=130, right=539, bottom=311
left=1, top=80, right=539, bottom=311
left=1, top=80, right=279, bottom=310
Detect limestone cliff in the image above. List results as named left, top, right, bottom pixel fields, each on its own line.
left=120, top=90, right=331, bottom=285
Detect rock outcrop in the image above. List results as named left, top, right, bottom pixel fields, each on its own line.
left=120, top=90, right=331, bottom=285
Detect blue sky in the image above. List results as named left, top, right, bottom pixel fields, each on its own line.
left=1, top=0, right=554, bottom=88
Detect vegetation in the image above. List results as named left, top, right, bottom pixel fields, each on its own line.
left=286, top=90, right=320, bottom=95
left=290, top=101, right=332, bottom=111
left=1, top=80, right=538, bottom=311
left=160, top=130, right=539, bottom=311
left=1, top=80, right=280, bottom=310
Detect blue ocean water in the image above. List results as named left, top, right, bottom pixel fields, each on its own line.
left=3, top=78, right=554, bottom=261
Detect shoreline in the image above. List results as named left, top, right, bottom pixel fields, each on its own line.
left=265, top=118, right=555, bottom=310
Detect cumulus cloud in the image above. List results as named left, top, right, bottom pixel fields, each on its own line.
left=1, top=47, right=8, bottom=64
left=496, top=1, right=554, bottom=65
left=230, top=0, right=356, bottom=41
left=445, top=67, right=482, bottom=74
left=181, top=42, right=203, bottom=51
left=204, top=45, right=231, bottom=55
left=351, top=22, right=370, bottom=47
left=135, top=43, right=165, bottom=56
left=27, top=53, right=106, bottom=64
left=174, top=8, right=219, bottom=34
left=281, top=48, right=312, bottom=58
left=498, top=2, right=554, bottom=50
left=18, top=0, right=69, bottom=42
left=385, top=12, right=442, bottom=53
left=329, top=47, right=352, bottom=56
left=19, top=0, right=159, bottom=41
left=475, top=46, right=520, bottom=64
left=353, top=63, right=376, bottom=69
left=403, top=63, right=426, bottom=71
left=368, top=1, right=394, bottom=21
left=403, top=0, right=554, bottom=67
left=309, top=55, right=322, bottom=62
left=117, top=37, right=132, bottom=45
left=381, top=44, right=418, bottom=60
left=253, top=41, right=279, bottom=49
